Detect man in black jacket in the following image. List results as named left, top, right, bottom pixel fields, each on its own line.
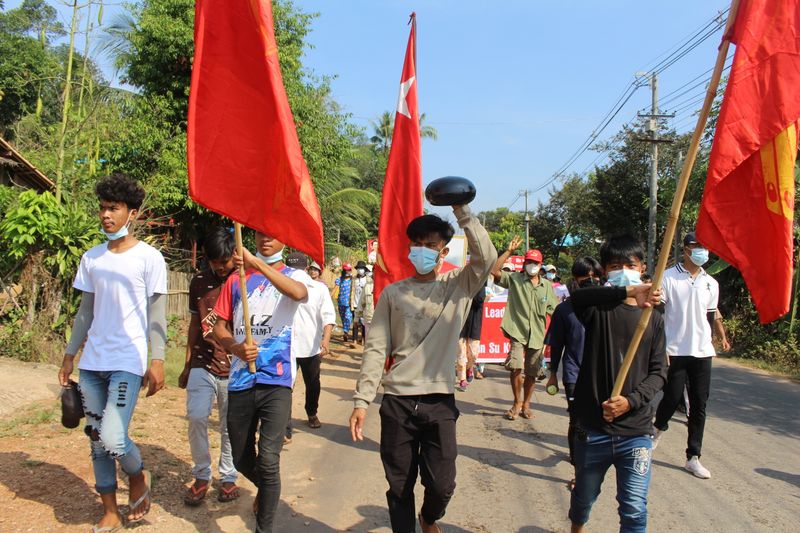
left=568, top=235, right=666, bottom=533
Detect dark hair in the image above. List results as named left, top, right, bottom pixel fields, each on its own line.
left=599, top=234, right=645, bottom=267
left=571, top=256, right=602, bottom=278
left=406, top=214, right=455, bottom=243
left=95, top=173, right=146, bottom=210
left=203, top=226, right=235, bottom=261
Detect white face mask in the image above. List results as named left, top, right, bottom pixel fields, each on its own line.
left=525, top=263, right=540, bottom=276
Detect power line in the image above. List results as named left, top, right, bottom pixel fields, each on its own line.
left=542, top=8, right=729, bottom=188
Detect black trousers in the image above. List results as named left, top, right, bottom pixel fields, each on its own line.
left=654, top=356, right=712, bottom=459
left=286, top=355, right=322, bottom=437
left=227, top=384, right=292, bottom=533
left=565, top=382, right=577, bottom=466
left=379, top=394, right=459, bottom=533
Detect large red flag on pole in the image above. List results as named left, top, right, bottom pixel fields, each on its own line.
left=187, top=0, right=324, bottom=266
left=374, top=14, right=424, bottom=304
left=697, top=0, right=800, bottom=324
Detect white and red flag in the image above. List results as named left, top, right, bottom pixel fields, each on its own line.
left=374, top=13, right=424, bottom=305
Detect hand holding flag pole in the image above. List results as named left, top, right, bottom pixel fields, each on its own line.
left=610, top=0, right=740, bottom=398
left=233, top=222, right=257, bottom=374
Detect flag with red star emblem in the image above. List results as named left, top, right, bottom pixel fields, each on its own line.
left=374, top=14, right=424, bottom=305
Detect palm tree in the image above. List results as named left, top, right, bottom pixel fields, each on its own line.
left=370, top=111, right=438, bottom=153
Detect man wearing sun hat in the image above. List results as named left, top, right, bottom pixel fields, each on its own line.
left=492, top=237, right=558, bottom=420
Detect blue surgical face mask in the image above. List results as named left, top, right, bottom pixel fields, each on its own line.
left=408, top=246, right=441, bottom=275
left=257, top=248, right=285, bottom=265
left=690, top=248, right=709, bottom=266
left=102, top=214, right=132, bottom=241
left=546, top=272, right=556, bottom=280
left=606, top=268, right=642, bottom=287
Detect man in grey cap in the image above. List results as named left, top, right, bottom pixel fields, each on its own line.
left=285, top=252, right=336, bottom=434
left=653, top=232, right=730, bottom=479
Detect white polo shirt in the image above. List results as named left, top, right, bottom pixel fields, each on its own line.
left=292, top=279, right=336, bottom=360
left=662, top=263, right=719, bottom=358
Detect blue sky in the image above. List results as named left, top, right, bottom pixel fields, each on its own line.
left=6, top=0, right=732, bottom=215
left=293, top=0, right=731, bottom=216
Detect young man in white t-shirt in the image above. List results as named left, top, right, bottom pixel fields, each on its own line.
left=285, top=252, right=335, bottom=437
left=654, top=232, right=731, bottom=479
left=212, top=234, right=311, bottom=532
left=58, top=174, right=168, bottom=531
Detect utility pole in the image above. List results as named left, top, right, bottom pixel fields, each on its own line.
left=520, top=189, right=531, bottom=250
left=637, top=72, right=674, bottom=275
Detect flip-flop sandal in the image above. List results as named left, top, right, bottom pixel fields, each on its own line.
left=504, top=406, right=521, bottom=420
left=184, top=480, right=209, bottom=506
left=92, top=513, right=123, bottom=533
left=127, top=470, right=152, bottom=523
left=217, top=484, right=240, bottom=503
left=520, top=407, right=534, bottom=419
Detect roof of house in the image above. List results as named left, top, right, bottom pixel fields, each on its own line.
left=0, top=136, right=55, bottom=192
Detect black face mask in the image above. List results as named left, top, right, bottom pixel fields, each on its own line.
left=578, top=278, right=600, bottom=288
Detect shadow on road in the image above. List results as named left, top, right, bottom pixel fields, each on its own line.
left=138, top=443, right=252, bottom=533
left=708, top=363, right=800, bottom=438
left=754, top=467, right=800, bottom=489
left=458, top=443, right=567, bottom=485
left=0, top=451, right=96, bottom=525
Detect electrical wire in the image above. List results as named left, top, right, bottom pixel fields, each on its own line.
left=541, top=8, right=729, bottom=188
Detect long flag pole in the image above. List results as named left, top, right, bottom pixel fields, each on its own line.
left=234, top=222, right=257, bottom=374
left=611, top=0, right=740, bottom=397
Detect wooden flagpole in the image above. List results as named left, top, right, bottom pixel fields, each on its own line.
left=234, top=222, right=257, bottom=373
left=611, top=0, right=740, bottom=397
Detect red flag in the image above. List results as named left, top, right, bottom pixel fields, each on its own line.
left=697, top=0, right=800, bottom=324
left=187, top=0, right=324, bottom=265
left=374, top=15, right=424, bottom=304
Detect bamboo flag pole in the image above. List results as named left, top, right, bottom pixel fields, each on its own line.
left=234, top=222, right=257, bottom=374
left=611, top=0, right=740, bottom=397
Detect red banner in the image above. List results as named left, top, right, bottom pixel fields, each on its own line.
left=477, top=300, right=509, bottom=363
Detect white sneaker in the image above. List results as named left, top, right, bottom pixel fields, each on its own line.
left=652, top=429, right=663, bottom=450
left=685, top=456, right=711, bottom=479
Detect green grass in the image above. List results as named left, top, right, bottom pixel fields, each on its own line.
left=164, top=344, right=187, bottom=386
left=722, top=354, right=800, bottom=381
left=0, top=403, right=61, bottom=438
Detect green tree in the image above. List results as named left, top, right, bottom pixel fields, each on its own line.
left=0, top=0, right=62, bottom=133
left=370, top=110, right=438, bottom=153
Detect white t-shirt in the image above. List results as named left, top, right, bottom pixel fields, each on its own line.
left=74, top=241, right=168, bottom=376
left=662, top=263, right=719, bottom=358
left=292, top=280, right=336, bottom=360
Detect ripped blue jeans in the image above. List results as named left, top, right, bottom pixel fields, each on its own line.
left=79, top=370, right=144, bottom=494
left=569, top=429, right=653, bottom=533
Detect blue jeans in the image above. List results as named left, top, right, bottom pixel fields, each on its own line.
left=187, top=368, right=237, bottom=483
left=79, top=370, right=144, bottom=494
left=569, top=429, right=653, bottom=533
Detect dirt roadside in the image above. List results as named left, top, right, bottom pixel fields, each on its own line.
left=0, top=352, right=797, bottom=532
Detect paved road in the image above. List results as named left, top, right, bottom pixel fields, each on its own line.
left=271, top=351, right=799, bottom=532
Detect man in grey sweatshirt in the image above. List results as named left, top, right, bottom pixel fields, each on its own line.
left=349, top=204, right=497, bottom=533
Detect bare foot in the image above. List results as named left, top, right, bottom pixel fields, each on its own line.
left=94, top=510, right=123, bottom=530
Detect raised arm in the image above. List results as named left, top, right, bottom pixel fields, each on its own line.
left=454, top=205, right=499, bottom=297
left=491, top=235, right=522, bottom=282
